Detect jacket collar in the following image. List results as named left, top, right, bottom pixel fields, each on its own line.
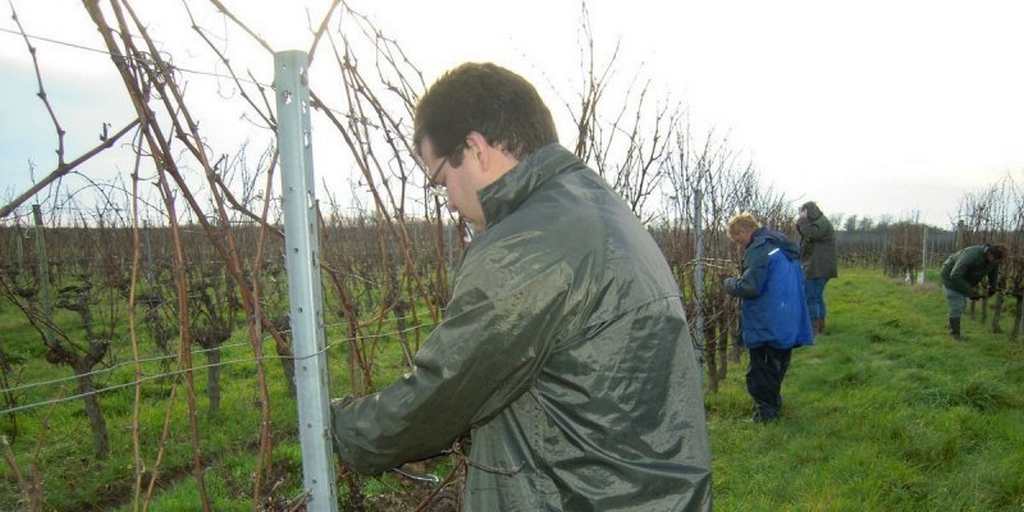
left=746, top=227, right=767, bottom=250
left=749, top=227, right=800, bottom=259
left=477, top=143, right=580, bottom=229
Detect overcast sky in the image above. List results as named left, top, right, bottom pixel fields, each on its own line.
left=2, top=0, right=1022, bottom=228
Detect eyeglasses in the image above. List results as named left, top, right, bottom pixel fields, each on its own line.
left=426, top=155, right=450, bottom=202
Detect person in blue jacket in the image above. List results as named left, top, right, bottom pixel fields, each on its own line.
left=724, top=213, right=814, bottom=423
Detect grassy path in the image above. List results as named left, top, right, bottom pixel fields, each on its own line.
left=706, top=267, right=1024, bottom=511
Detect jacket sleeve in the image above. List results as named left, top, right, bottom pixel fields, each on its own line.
left=797, top=217, right=831, bottom=242
left=988, top=263, right=1000, bottom=292
left=330, top=244, right=572, bottom=475
left=725, top=245, right=770, bottom=299
left=947, top=251, right=977, bottom=295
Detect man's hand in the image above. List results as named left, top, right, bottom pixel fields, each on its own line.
left=723, top=277, right=738, bottom=294
left=332, top=395, right=355, bottom=409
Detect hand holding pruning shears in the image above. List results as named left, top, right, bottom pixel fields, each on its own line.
left=333, top=395, right=441, bottom=486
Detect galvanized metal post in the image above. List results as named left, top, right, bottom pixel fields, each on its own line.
left=31, top=205, right=53, bottom=345
left=274, top=50, right=339, bottom=512
left=13, top=222, right=24, bottom=277
left=693, top=189, right=705, bottom=355
left=143, top=219, right=154, bottom=283
left=880, top=229, right=888, bottom=270
left=918, top=225, right=928, bottom=285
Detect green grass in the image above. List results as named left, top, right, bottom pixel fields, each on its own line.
left=706, top=268, right=1024, bottom=511
left=2, top=268, right=1023, bottom=510
left=0, top=292, right=435, bottom=511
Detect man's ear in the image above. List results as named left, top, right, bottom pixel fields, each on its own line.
left=464, top=131, right=491, bottom=170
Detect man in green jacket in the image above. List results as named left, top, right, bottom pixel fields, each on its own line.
left=330, top=63, right=711, bottom=510
left=941, top=244, right=1006, bottom=340
left=796, top=201, right=838, bottom=334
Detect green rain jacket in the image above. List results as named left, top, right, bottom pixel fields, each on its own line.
left=941, top=245, right=1000, bottom=295
left=331, top=144, right=712, bottom=511
left=796, top=202, right=838, bottom=279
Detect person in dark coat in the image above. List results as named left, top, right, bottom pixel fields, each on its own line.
left=941, top=244, right=1006, bottom=341
left=796, top=201, right=838, bottom=334
left=725, top=213, right=814, bottom=423
left=330, top=63, right=711, bottom=511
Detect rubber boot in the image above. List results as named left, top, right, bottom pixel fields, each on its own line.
left=812, top=318, right=824, bottom=335
left=949, top=317, right=963, bottom=341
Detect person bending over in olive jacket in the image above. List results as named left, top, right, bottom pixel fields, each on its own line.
left=941, top=244, right=1006, bottom=341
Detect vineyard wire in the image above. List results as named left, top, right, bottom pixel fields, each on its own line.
left=0, top=321, right=436, bottom=415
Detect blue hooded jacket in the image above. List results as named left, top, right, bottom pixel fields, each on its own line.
left=725, top=228, right=814, bottom=350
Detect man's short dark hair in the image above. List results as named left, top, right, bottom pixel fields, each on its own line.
left=989, top=244, right=1008, bottom=260
left=413, top=62, right=558, bottom=166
